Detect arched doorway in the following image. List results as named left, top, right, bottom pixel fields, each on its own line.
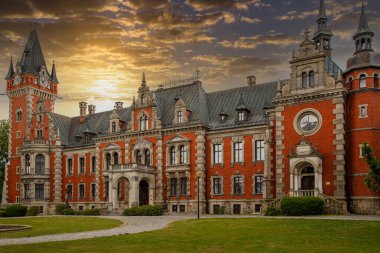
left=116, top=177, right=130, bottom=209
left=300, top=167, right=315, bottom=191
left=139, top=180, right=149, bottom=206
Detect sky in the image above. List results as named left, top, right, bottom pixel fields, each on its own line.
left=0, top=0, right=380, bottom=118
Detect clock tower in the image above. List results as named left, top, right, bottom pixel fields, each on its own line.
left=3, top=29, right=59, bottom=204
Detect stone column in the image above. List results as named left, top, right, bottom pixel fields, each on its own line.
left=195, top=130, right=206, bottom=214
left=155, top=136, right=163, bottom=203
left=130, top=177, right=139, bottom=207
left=275, top=106, right=285, bottom=197
left=263, top=120, right=274, bottom=199
left=53, top=146, right=63, bottom=203
left=125, top=139, right=130, bottom=163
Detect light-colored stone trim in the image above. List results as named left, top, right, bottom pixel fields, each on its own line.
left=210, top=174, right=224, bottom=196
left=231, top=136, right=244, bottom=164
left=275, top=106, right=285, bottom=197
left=231, top=174, right=244, bottom=195
left=333, top=96, right=346, bottom=198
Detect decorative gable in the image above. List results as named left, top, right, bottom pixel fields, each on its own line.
left=173, top=97, right=191, bottom=124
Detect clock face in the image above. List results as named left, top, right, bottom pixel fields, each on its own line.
left=298, top=113, right=319, bottom=132
left=40, top=77, right=48, bottom=87
left=14, top=75, right=21, bottom=85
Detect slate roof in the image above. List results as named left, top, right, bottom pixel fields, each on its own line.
left=355, top=4, right=374, bottom=36
left=20, top=30, right=47, bottom=75
left=5, top=57, right=14, bottom=80
left=49, top=80, right=282, bottom=148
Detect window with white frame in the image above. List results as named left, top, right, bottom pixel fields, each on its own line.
left=170, top=178, right=177, bottom=196
left=233, top=176, right=243, bottom=195
left=79, top=157, right=85, bottom=174
left=359, top=74, right=367, bottom=88
left=140, top=115, right=148, bottom=131
left=91, top=183, right=96, bottom=198
left=178, top=111, right=184, bottom=123
left=233, top=141, right=243, bottom=163
left=359, top=105, right=368, bottom=118
left=213, top=144, right=222, bottom=164
left=79, top=184, right=85, bottom=198
left=169, top=146, right=177, bottom=165
left=254, top=175, right=263, bottom=194
left=35, top=154, right=45, bottom=174
left=213, top=177, right=222, bottom=195
left=68, top=158, right=73, bottom=175
left=66, top=184, right=73, bottom=199
left=238, top=112, right=246, bottom=121
left=255, top=140, right=265, bottom=161
left=179, top=145, right=187, bottom=164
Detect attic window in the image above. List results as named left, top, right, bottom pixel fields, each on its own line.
left=221, top=114, right=227, bottom=121
left=238, top=112, right=246, bottom=121
left=112, top=122, right=116, bottom=133
left=178, top=111, right=183, bottom=123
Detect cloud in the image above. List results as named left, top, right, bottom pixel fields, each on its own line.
left=218, top=33, right=299, bottom=49
left=241, top=16, right=261, bottom=24
left=185, top=0, right=270, bottom=11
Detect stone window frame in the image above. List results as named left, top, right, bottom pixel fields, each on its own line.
left=78, top=155, right=86, bottom=175
left=15, top=109, right=22, bottom=122
left=166, top=142, right=190, bottom=166
left=358, top=104, right=368, bottom=119
left=78, top=183, right=86, bottom=199
left=210, top=175, right=224, bottom=196
left=359, top=144, right=365, bottom=159
left=102, top=143, right=123, bottom=170
left=16, top=131, right=21, bottom=139
left=34, top=183, right=45, bottom=199
left=252, top=174, right=264, bottom=195
left=66, top=155, right=74, bottom=175
left=16, top=166, right=21, bottom=174
left=138, top=111, right=149, bottom=131
left=16, top=182, right=20, bottom=191
left=35, top=153, right=45, bottom=174
left=358, top=72, right=368, bottom=88
left=132, top=139, right=153, bottom=165
left=293, top=108, right=323, bottom=137
left=252, top=134, right=265, bottom=163
left=66, top=184, right=73, bottom=199
left=36, top=128, right=43, bottom=138
left=231, top=174, right=244, bottom=195
left=173, top=98, right=190, bottom=125
left=299, top=66, right=315, bottom=89
left=167, top=171, right=190, bottom=197
left=90, top=154, right=96, bottom=174
left=231, top=136, right=245, bottom=165
left=210, top=138, right=224, bottom=167
left=90, top=183, right=96, bottom=198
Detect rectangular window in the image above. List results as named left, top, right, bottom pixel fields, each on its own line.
left=233, top=204, right=241, bottom=214
left=35, top=184, right=44, bottom=199
left=233, top=142, right=243, bottom=163
left=213, top=177, right=222, bottom=195
left=68, top=158, right=73, bottom=175
left=213, top=205, right=220, bottom=214
left=91, top=183, right=96, bottom=198
left=67, top=185, right=73, bottom=199
left=170, top=178, right=177, bottom=196
left=79, top=184, right=85, bottom=198
left=359, top=105, right=368, bottom=118
left=213, top=144, right=222, bottom=164
left=91, top=156, right=96, bottom=173
left=24, top=184, right=30, bottom=199
left=178, top=111, right=183, bottom=123
left=180, top=177, right=187, bottom=196
left=16, top=131, right=21, bottom=138
left=255, top=140, right=265, bottom=161
left=179, top=205, right=185, bottom=213
left=172, top=205, right=178, bottom=212
left=255, top=204, right=262, bottom=213
left=36, top=129, right=43, bottom=138
left=79, top=157, right=85, bottom=174
left=238, top=112, right=245, bottom=121
left=233, top=176, right=243, bottom=195
left=255, top=176, right=264, bottom=194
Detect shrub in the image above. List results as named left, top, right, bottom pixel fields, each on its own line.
left=281, top=197, right=325, bottom=216
left=63, top=208, right=75, bottom=215
left=0, top=209, right=6, bottom=217
left=123, top=205, right=163, bottom=216
left=5, top=204, right=28, bottom=217
left=218, top=206, right=226, bottom=215
left=82, top=209, right=100, bottom=216
left=265, top=206, right=282, bottom=216
left=26, top=206, right=39, bottom=216
left=55, top=204, right=66, bottom=215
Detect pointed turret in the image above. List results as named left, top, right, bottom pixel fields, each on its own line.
left=353, top=1, right=374, bottom=53
left=141, top=72, right=146, bottom=86
left=19, top=29, right=47, bottom=75
left=51, top=61, right=59, bottom=83
left=5, top=57, right=15, bottom=80
left=313, top=0, right=333, bottom=55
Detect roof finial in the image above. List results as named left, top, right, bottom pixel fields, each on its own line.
left=141, top=72, right=146, bottom=86
left=318, top=0, right=327, bottom=19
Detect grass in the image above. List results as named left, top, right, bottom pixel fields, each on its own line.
left=0, top=216, right=122, bottom=239
left=1, top=218, right=380, bottom=253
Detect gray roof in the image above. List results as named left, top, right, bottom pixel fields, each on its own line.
left=325, top=57, right=342, bottom=79
left=51, top=62, right=59, bottom=83
left=20, top=30, right=47, bottom=75
left=355, top=4, right=374, bottom=37
left=5, top=57, right=14, bottom=80
left=318, top=0, right=327, bottom=20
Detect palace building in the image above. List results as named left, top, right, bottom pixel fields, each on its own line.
left=2, top=1, right=380, bottom=215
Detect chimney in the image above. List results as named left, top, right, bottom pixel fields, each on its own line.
left=115, top=102, right=123, bottom=110
left=79, top=102, right=87, bottom=123
left=247, top=75, right=256, bottom=86
left=88, top=104, right=96, bottom=115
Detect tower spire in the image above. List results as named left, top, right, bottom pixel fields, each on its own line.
left=353, top=1, right=374, bottom=53
left=313, top=0, right=333, bottom=56
left=141, top=72, right=146, bottom=86
left=51, top=60, right=59, bottom=83
left=5, top=56, right=15, bottom=80
left=19, top=29, right=47, bottom=75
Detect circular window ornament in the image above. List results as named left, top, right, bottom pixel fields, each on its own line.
left=294, top=109, right=322, bottom=136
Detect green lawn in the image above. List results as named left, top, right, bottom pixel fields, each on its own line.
left=1, top=218, right=380, bottom=253
left=0, top=216, right=122, bottom=239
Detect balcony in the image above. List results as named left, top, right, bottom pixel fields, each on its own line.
left=23, top=138, right=47, bottom=146
left=21, top=170, right=50, bottom=180
left=292, top=189, right=320, bottom=197
left=104, top=163, right=154, bottom=173
left=20, top=198, right=50, bottom=203
left=165, top=164, right=191, bottom=173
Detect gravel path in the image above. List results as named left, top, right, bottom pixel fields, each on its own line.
left=0, top=214, right=379, bottom=246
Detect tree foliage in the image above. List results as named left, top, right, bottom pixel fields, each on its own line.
left=362, top=143, right=380, bottom=192
left=0, top=119, right=9, bottom=203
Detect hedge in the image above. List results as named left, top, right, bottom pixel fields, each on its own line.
left=5, top=205, right=28, bottom=217
left=63, top=208, right=76, bottom=215
left=264, top=206, right=282, bottom=216
left=123, top=205, right=163, bottom=216
left=26, top=206, right=39, bottom=216
left=0, top=209, right=6, bottom=217
left=55, top=204, right=66, bottom=215
left=281, top=197, right=325, bottom=216
left=82, top=209, right=101, bottom=216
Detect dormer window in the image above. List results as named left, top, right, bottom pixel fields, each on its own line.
left=84, top=134, right=89, bottom=143
left=238, top=112, right=246, bottom=121
left=111, top=122, right=116, bottom=133
left=178, top=111, right=183, bottom=123
left=360, top=74, right=366, bottom=88
left=221, top=115, right=226, bottom=121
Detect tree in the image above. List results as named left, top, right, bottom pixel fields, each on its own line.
left=362, top=143, right=380, bottom=192
left=0, top=120, right=9, bottom=203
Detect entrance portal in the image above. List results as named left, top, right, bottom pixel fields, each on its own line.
left=300, top=167, right=315, bottom=190
left=139, top=180, right=149, bottom=206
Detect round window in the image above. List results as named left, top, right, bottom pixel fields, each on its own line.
left=298, top=112, right=319, bottom=133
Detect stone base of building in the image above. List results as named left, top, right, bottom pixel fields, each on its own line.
left=349, top=197, right=380, bottom=215
left=208, top=200, right=264, bottom=215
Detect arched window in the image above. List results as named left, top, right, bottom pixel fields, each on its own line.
left=35, top=154, right=45, bottom=174
left=25, top=154, right=30, bottom=174
left=179, top=145, right=187, bottom=164
left=112, top=122, right=116, bottom=133
left=302, top=72, right=308, bottom=88
left=136, top=150, right=142, bottom=164
left=140, top=115, right=148, bottom=131
left=359, top=74, right=366, bottom=88
left=113, top=152, right=119, bottom=165
left=16, top=111, right=22, bottom=121
left=374, top=74, right=379, bottom=88
left=308, top=71, right=315, bottom=87
left=144, top=149, right=150, bottom=165
left=170, top=146, right=176, bottom=165
left=106, top=153, right=111, bottom=170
